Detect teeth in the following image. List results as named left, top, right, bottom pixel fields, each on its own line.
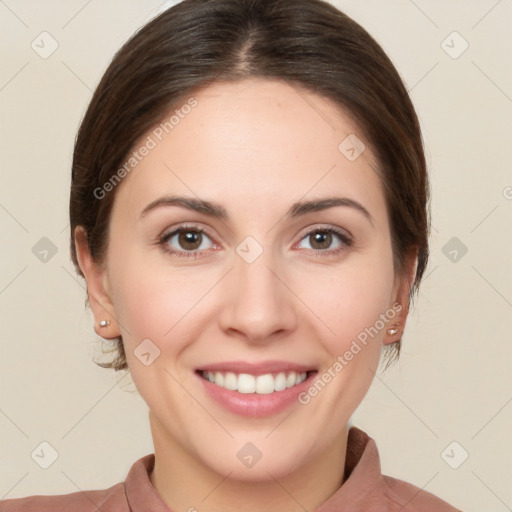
left=201, top=370, right=308, bottom=394
left=255, top=374, right=274, bottom=394
left=274, top=372, right=287, bottom=392
left=286, top=372, right=296, bottom=389
left=224, top=372, right=237, bottom=391
left=238, top=373, right=256, bottom=393
left=214, top=372, right=224, bottom=387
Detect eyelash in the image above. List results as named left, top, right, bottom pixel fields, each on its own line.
left=157, top=224, right=353, bottom=259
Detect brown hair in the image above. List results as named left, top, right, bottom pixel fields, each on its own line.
left=70, top=0, right=429, bottom=371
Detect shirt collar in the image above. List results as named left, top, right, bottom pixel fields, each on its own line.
left=124, top=426, right=386, bottom=512
left=315, top=426, right=389, bottom=511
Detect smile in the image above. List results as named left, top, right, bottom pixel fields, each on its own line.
left=200, top=370, right=309, bottom=394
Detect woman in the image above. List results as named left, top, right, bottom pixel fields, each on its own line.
left=0, top=0, right=463, bottom=510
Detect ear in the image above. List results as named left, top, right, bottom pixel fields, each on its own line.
left=74, top=226, right=121, bottom=339
left=383, top=248, right=418, bottom=346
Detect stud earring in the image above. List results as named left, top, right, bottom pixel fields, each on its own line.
left=99, top=320, right=111, bottom=328
left=387, top=323, right=400, bottom=336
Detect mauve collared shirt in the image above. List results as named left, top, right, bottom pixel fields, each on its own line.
left=0, top=426, right=462, bottom=511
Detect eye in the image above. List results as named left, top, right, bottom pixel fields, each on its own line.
left=296, top=227, right=352, bottom=256
left=158, top=224, right=352, bottom=259
left=159, top=225, right=216, bottom=258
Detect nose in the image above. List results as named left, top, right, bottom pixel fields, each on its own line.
left=218, top=248, right=298, bottom=344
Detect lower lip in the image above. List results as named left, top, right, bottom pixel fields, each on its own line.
left=196, top=371, right=317, bottom=418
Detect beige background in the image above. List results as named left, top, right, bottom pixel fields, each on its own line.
left=1, top=1, right=511, bottom=510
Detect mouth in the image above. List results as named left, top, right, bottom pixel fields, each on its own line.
left=197, top=369, right=314, bottom=394
left=194, top=360, right=318, bottom=417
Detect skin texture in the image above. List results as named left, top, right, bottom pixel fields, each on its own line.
left=75, top=78, right=415, bottom=512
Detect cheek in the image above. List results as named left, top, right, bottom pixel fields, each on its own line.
left=106, top=248, right=164, bottom=340
left=114, top=277, right=188, bottom=345
left=298, top=269, right=396, bottom=425
left=108, top=250, right=217, bottom=358
left=304, top=253, right=396, bottom=357
left=110, top=264, right=204, bottom=410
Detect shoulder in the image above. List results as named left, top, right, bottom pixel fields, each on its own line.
left=383, top=475, right=463, bottom=512
left=0, top=482, right=128, bottom=512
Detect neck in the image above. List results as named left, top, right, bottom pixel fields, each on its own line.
left=148, top=414, right=348, bottom=512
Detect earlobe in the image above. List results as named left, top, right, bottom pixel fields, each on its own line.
left=384, top=248, right=418, bottom=345
left=383, top=319, right=403, bottom=345
left=74, top=226, right=121, bottom=339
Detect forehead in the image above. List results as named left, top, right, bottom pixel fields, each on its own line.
left=111, top=78, right=387, bottom=226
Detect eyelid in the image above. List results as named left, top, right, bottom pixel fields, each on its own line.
left=295, top=223, right=353, bottom=243
left=157, top=223, right=219, bottom=257
left=293, top=224, right=353, bottom=257
left=160, top=223, right=217, bottom=243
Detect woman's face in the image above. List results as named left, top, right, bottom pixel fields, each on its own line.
left=82, top=78, right=412, bottom=480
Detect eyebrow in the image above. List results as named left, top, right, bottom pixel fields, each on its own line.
left=140, top=195, right=374, bottom=225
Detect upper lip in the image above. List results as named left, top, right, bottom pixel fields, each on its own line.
left=197, top=360, right=316, bottom=376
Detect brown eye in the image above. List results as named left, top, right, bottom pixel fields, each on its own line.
left=178, top=230, right=203, bottom=251
left=160, top=226, right=215, bottom=257
left=309, top=230, right=332, bottom=250
left=296, top=227, right=352, bottom=255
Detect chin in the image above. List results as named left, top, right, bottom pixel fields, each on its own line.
left=197, top=434, right=315, bottom=482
